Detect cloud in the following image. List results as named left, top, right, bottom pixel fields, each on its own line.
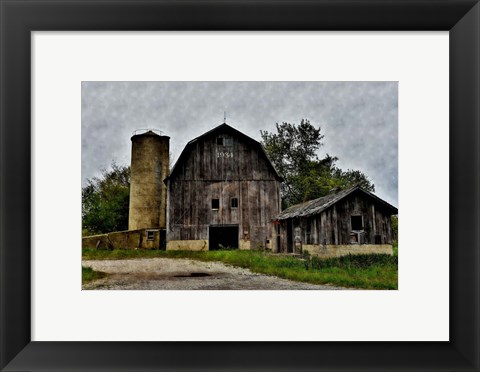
left=82, top=81, right=398, bottom=205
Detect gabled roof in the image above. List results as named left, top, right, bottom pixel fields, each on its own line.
left=167, top=123, right=283, bottom=181
left=276, top=185, right=398, bottom=220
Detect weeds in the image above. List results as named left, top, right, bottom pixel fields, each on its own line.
left=304, top=254, right=397, bottom=270
left=82, top=266, right=107, bottom=284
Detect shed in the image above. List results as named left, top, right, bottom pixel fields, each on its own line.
left=275, top=185, right=398, bottom=257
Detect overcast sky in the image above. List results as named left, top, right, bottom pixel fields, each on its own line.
left=82, top=81, right=398, bottom=206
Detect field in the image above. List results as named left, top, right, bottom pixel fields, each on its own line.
left=82, top=246, right=398, bottom=290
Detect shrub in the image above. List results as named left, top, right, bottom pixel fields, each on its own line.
left=305, top=254, right=397, bottom=270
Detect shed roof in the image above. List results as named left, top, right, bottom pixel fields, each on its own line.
left=276, top=185, right=398, bottom=220
left=167, top=123, right=283, bottom=181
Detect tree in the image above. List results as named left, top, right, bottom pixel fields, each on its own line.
left=261, top=119, right=374, bottom=208
left=82, top=162, right=130, bottom=236
left=391, top=215, right=398, bottom=244
left=261, top=119, right=324, bottom=207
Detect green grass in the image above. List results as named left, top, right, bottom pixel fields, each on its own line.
left=82, top=266, right=107, bottom=284
left=82, top=249, right=397, bottom=289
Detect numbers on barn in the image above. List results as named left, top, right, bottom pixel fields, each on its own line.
left=217, top=151, right=234, bottom=158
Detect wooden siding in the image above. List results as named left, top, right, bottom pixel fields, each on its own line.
left=172, top=133, right=277, bottom=181
left=278, top=191, right=395, bottom=253
left=167, top=129, right=281, bottom=249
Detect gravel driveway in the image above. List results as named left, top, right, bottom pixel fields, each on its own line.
left=82, top=257, right=347, bottom=290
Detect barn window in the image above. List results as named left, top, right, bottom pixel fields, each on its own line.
left=212, top=199, right=220, bottom=210
left=351, top=215, right=363, bottom=231
left=217, top=136, right=232, bottom=146
left=146, top=230, right=155, bottom=241
left=231, top=198, right=238, bottom=208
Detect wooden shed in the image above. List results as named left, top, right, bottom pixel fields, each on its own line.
left=275, top=186, right=398, bottom=257
left=165, top=123, right=282, bottom=251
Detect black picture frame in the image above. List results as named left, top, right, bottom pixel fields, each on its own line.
left=1, top=1, right=479, bottom=371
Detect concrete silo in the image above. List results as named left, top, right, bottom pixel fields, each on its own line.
left=128, top=130, right=170, bottom=231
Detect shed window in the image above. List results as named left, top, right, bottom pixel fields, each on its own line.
left=231, top=198, right=238, bottom=208
left=351, top=215, right=363, bottom=231
left=216, top=137, right=224, bottom=146
left=146, top=230, right=155, bottom=241
left=212, top=199, right=220, bottom=210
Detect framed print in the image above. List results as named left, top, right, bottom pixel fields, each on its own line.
left=33, top=34, right=444, bottom=342
left=1, top=1, right=479, bottom=371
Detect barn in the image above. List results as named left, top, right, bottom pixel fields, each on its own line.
left=164, top=123, right=283, bottom=251
left=275, top=185, right=398, bottom=257
left=82, top=125, right=398, bottom=256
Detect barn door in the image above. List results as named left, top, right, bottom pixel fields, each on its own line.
left=209, top=225, right=239, bottom=250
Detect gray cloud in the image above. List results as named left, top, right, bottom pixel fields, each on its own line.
left=82, top=81, right=398, bottom=206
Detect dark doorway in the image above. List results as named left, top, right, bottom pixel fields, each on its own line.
left=209, top=225, right=239, bottom=250
left=160, top=229, right=167, bottom=250
left=286, top=220, right=293, bottom=253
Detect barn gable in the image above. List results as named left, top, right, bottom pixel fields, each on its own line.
left=166, top=123, right=282, bottom=182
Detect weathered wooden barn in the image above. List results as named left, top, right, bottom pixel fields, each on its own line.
left=165, top=123, right=283, bottom=251
left=82, top=126, right=399, bottom=256
left=275, top=186, right=398, bottom=257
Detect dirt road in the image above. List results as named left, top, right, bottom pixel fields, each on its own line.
left=82, top=257, right=347, bottom=290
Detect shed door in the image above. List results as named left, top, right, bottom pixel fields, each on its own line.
left=209, top=225, right=239, bottom=250
left=287, top=220, right=293, bottom=253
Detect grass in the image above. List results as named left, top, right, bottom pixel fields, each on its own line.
left=82, top=248, right=398, bottom=289
left=82, top=266, right=107, bottom=284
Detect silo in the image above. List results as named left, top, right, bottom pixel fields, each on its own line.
left=128, top=130, right=170, bottom=231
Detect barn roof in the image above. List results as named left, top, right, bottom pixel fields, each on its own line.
left=276, top=185, right=398, bottom=220
left=167, top=123, right=283, bottom=181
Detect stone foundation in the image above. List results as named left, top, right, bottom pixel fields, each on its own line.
left=166, top=240, right=208, bottom=251
left=239, top=240, right=251, bottom=250
left=82, top=229, right=162, bottom=250
left=302, top=244, right=393, bottom=258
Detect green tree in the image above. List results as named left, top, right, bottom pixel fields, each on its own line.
left=82, top=162, right=130, bottom=235
left=391, top=215, right=398, bottom=243
left=261, top=119, right=374, bottom=208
